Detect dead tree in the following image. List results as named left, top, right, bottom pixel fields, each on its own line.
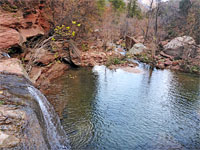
left=144, top=0, right=154, bottom=43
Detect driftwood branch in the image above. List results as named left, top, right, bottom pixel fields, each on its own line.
left=68, top=39, right=81, bottom=58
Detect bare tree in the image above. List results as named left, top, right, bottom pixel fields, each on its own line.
left=144, top=0, right=154, bottom=43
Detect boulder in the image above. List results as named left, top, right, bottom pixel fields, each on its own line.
left=163, top=36, right=198, bottom=59
left=164, top=36, right=195, bottom=50
left=156, top=61, right=165, bottom=69
left=29, top=67, right=42, bottom=83
left=33, top=48, right=55, bottom=65
left=164, top=59, right=173, bottom=66
left=0, top=26, right=22, bottom=50
left=0, top=12, right=23, bottom=27
left=0, top=58, right=29, bottom=80
left=35, top=62, right=70, bottom=88
left=128, top=43, right=147, bottom=55
left=125, top=36, right=138, bottom=50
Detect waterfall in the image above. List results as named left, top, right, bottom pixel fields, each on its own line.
left=28, top=86, right=70, bottom=150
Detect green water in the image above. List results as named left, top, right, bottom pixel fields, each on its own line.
left=47, top=65, right=200, bottom=150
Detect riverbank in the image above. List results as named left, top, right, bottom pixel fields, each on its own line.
left=25, top=36, right=200, bottom=94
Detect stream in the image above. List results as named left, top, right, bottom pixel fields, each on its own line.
left=47, top=64, right=200, bottom=150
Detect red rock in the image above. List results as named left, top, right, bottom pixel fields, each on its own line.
left=0, top=12, right=23, bottom=27
left=34, top=49, right=55, bottom=65
left=88, top=59, right=96, bottom=67
left=164, top=60, right=172, bottom=66
left=154, top=56, right=159, bottom=60
left=0, top=6, right=50, bottom=50
left=0, top=26, right=21, bottom=50
left=29, top=67, right=42, bottom=83
left=0, top=58, right=29, bottom=79
left=24, top=52, right=32, bottom=61
left=19, top=26, right=44, bottom=42
left=171, top=65, right=180, bottom=71
left=37, top=62, right=70, bottom=87
left=156, top=62, right=165, bottom=69
left=81, top=55, right=87, bottom=60
left=39, top=54, right=55, bottom=65
left=172, top=61, right=179, bottom=66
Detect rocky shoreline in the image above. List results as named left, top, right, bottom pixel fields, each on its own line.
left=124, top=36, right=200, bottom=75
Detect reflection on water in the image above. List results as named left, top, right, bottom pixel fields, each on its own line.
left=48, top=66, right=200, bottom=150
left=47, top=68, right=97, bottom=149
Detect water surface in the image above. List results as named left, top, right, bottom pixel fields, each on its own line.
left=48, top=65, right=200, bottom=150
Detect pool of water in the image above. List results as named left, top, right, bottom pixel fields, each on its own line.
left=47, top=65, right=200, bottom=150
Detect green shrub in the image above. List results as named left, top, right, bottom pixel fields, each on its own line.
left=106, top=57, right=125, bottom=66
left=52, top=21, right=81, bottom=41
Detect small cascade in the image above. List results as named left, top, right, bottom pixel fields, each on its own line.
left=28, top=86, right=70, bottom=150
left=1, top=52, right=10, bottom=58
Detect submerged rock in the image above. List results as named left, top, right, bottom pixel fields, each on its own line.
left=121, top=66, right=142, bottom=74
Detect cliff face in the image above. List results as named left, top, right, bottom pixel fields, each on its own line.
left=0, top=0, right=51, bottom=51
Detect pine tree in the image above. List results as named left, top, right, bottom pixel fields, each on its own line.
left=109, top=0, right=125, bottom=12
left=127, top=0, right=142, bottom=18
left=179, top=0, right=192, bottom=17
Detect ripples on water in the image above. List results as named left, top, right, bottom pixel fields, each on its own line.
left=47, top=65, right=200, bottom=150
